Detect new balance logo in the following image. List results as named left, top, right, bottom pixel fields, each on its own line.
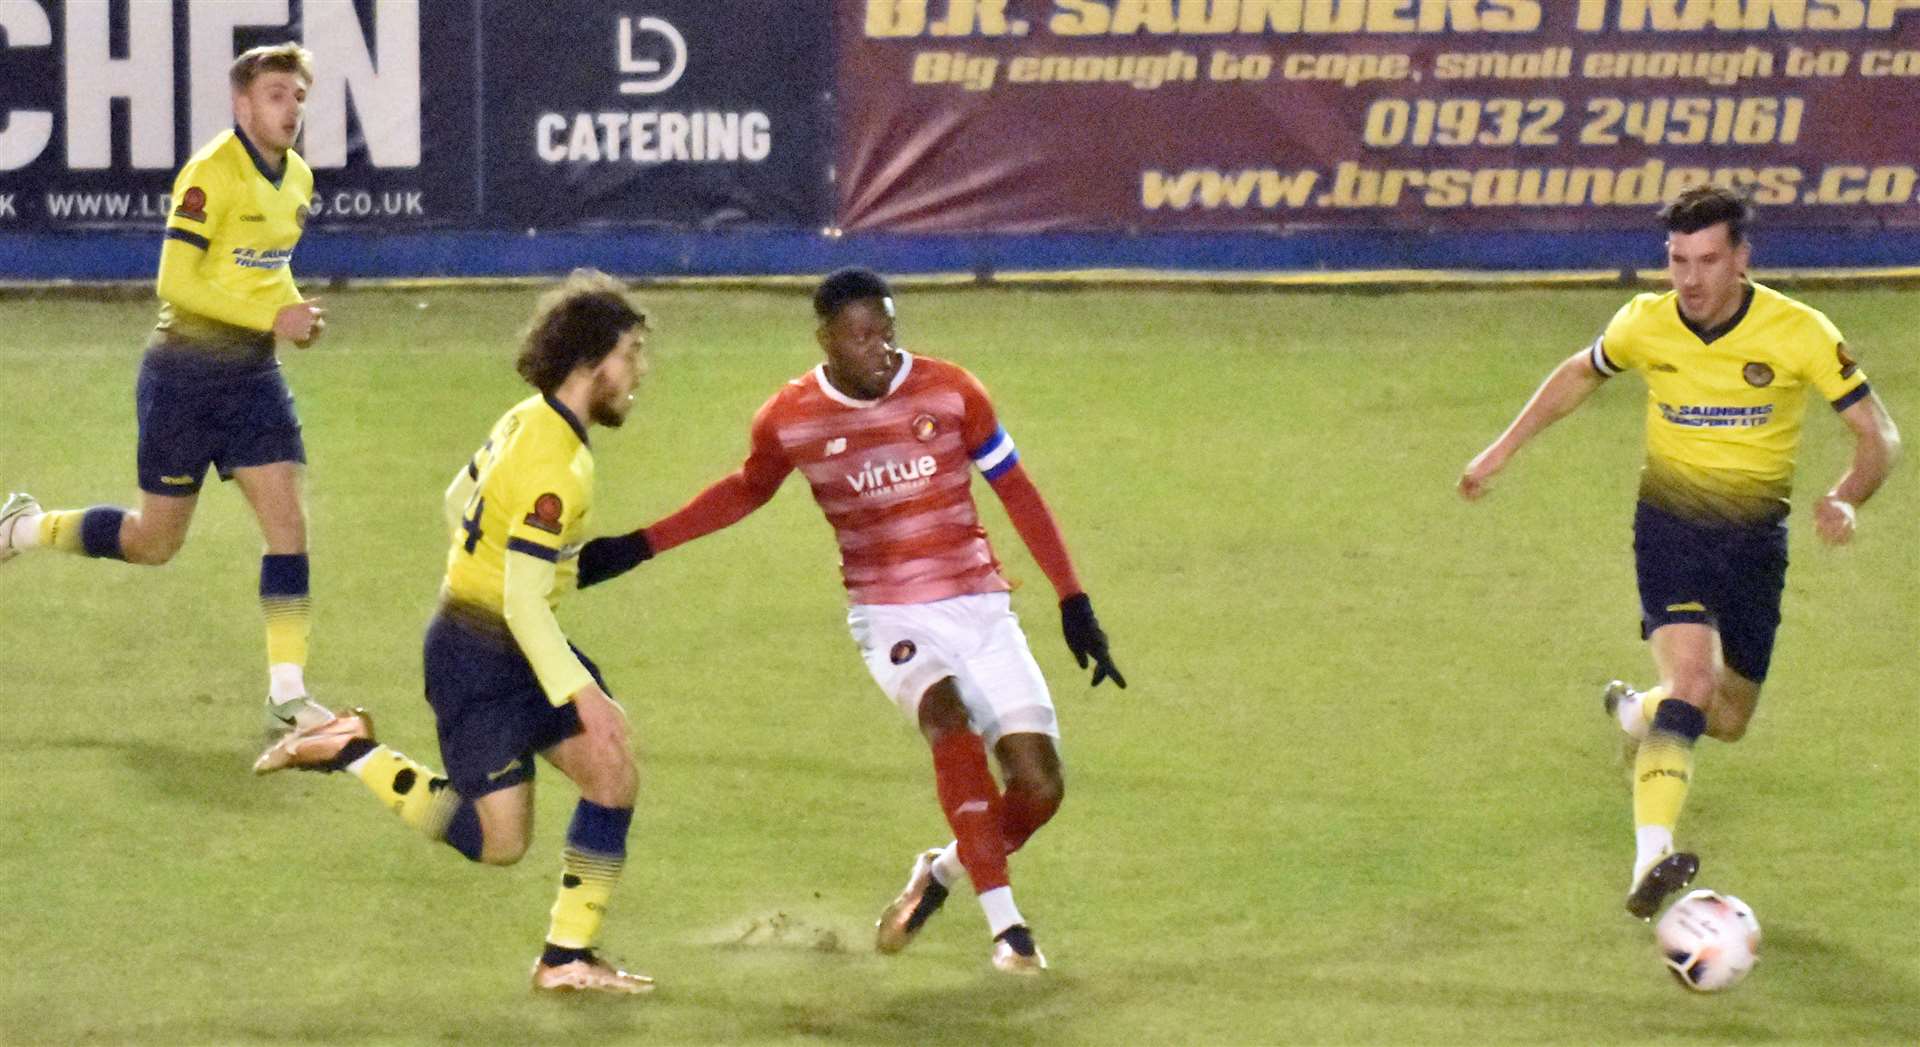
left=825, top=437, right=847, bottom=456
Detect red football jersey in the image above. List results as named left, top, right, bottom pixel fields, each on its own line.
left=739, top=352, right=1021, bottom=605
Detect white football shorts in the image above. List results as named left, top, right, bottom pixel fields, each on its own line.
left=847, top=591, right=1059, bottom=746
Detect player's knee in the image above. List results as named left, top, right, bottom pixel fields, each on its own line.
left=123, top=520, right=187, bottom=565
left=1706, top=706, right=1752, bottom=743
left=1019, top=771, right=1064, bottom=817
left=582, top=746, right=640, bottom=807
left=916, top=684, right=970, bottom=741
left=1666, top=672, right=1716, bottom=705
left=479, top=834, right=530, bottom=866
left=125, top=536, right=182, bottom=566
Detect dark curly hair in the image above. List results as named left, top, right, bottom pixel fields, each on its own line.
left=515, top=269, right=649, bottom=394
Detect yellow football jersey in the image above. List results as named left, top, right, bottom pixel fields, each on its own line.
left=152, top=128, right=313, bottom=353
left=442, top=394, right=597, bottom=704
left=1591, top=281, right=1869, bottom=525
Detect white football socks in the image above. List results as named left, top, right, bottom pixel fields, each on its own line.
left=1633, top=826, right=1674, bottom=887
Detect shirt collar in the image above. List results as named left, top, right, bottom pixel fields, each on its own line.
left=812, top=350, right=915, bottom=409
left=1677, top=282, right=1755, bottom=346
left=232, top=125, right=286, bottom=189
left=543, top=394, right=590, bottom=447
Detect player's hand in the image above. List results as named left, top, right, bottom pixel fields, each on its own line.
left=1813, top=494, right=1857, bottom=545
left=1457, top=445, right=1507, bottom=501
left=274, top=299, right=324, bottom=345
left=1061, top=593, right=1125, bottom=689
left=570, top=683, right=630, bottom=747
left=295, top=314, right=325, bottom=348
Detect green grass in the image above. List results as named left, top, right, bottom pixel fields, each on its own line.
left=0, top=285, right=1914, bottom=1045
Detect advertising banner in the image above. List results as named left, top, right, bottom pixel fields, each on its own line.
left=835, top=0, right=1920, bottom=233
left=0, top=0, right=829, bottom=234
left=0, top=0, right=472, bottom=231
left=482, top=0, right=833, bottom=228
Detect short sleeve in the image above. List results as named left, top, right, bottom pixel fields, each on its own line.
left=503, top=465, right=587, bottom=564
left=1589, top=297, right=1645, bottom=377
left=164, top=155, right=228, bottom=249
left=1800, top=311, right=1869, bottom=410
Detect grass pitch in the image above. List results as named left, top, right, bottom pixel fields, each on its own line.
left=0, top=284, right=1914, bottom=1045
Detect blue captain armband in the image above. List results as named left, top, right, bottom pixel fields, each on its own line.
left=970, top=425, right=1020, bottom=481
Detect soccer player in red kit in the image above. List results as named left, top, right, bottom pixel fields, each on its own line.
left=586, top=268, right=1123, bottom=973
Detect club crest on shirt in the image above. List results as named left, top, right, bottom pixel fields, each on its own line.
left=1837, top=344, right=1858, bottom=378
left=525, top=492, right=564, bottom=534
left=912, top=414, right=938, bottom=441
left=174, top=187, right=207, bottom=223
left=1742, top=362, right=1774, bottom=388
left=889, top=640, right=917, bottom=665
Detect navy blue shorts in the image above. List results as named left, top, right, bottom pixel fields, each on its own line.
left=135, top=352, right=305, bottom=496
left=1633, top=500, right=1789, bottom=682
left=422, top=611, right=604, bottom=799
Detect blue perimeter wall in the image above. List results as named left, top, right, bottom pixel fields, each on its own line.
left=7, top=227, right=1920, bottom=283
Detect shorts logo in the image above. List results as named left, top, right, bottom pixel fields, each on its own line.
left=524, top=492, right=564, bottom=534
left=912, top=414, right=938, bottom=441
left=174, top=187, right=207, bottom=223
left=889, top=640, right=917, bottom=665
left=1666, top=601, right=1706, bottom=613
left=486, top=757, right=525, bottom=782
left=1837, top=344, right=1858, bottom=378
left=1742, top=362, right=1774, bottom=387
left=160, top=474, right=196, bottom=486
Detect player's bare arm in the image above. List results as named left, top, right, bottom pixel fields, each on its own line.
left=1815, top=389, right=1901, bottom=546
left=1459, top=348, right=1608, bottom=501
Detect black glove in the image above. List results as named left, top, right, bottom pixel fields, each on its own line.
left=1060, top=593, right=1125, bottom=689
left=576, top=529, right=654, bottom=589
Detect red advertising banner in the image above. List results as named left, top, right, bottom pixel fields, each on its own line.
left=836, top=0, right=1920, bottom=233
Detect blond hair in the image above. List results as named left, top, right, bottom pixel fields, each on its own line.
left=230, top=42, right=314, bottom=91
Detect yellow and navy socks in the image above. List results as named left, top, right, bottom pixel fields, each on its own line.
left=261, top=554, right=312, bottom=695
left=544, top=799, right=632, bottom=957
left=1633, top=697, right=1707, bottom=875
left=29, top=506, right=127, bottom=559
left=342, top=743, right=484, bottom=861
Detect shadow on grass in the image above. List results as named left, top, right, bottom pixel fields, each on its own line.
left=698, top=972, right=1075, bottom=1047
left=1760, top=923, right=1920, bottom=1042
left=11, top=736, right=268, bottom=810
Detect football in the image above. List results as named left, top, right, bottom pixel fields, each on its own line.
left=1655, top=889, right=1762, bottom=992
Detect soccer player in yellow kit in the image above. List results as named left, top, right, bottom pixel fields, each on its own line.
left=255, top=271, right=657, bottom=995
left=1460, top=186, right=1901, bottom=920
left=0, top=44, right=330, bottom=734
